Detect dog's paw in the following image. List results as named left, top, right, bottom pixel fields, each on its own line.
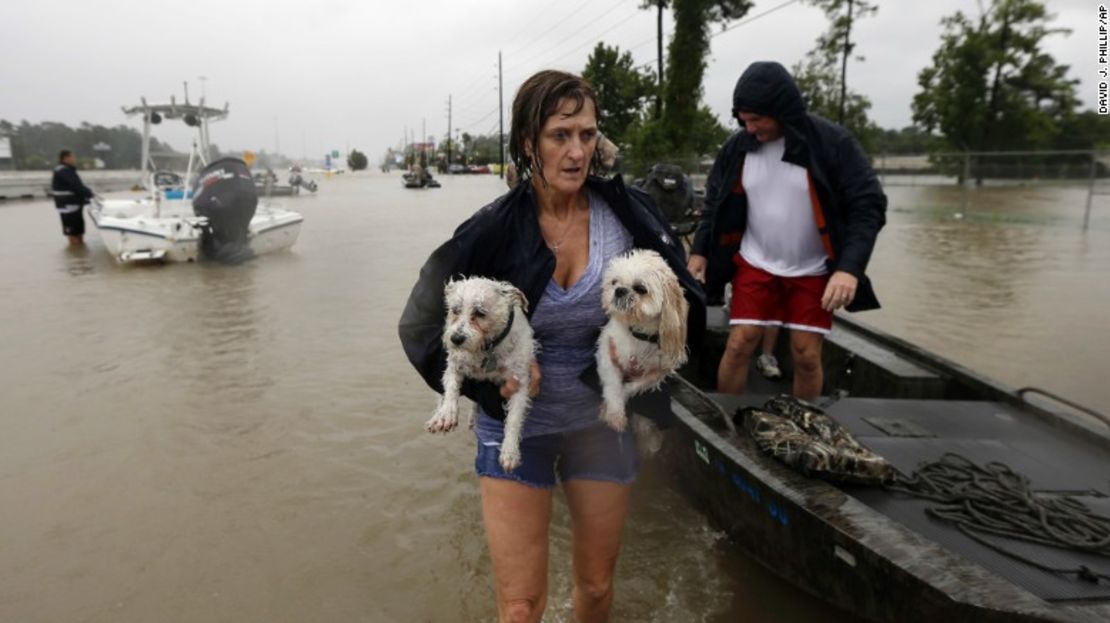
left=424, top=406, right=459, bottom=434
left=600, top=402, right=628, bottom=432
left=499, top=444, right=522, bottom=472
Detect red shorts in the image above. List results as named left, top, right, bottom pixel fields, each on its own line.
left=729, top=255, right=832, bottom=334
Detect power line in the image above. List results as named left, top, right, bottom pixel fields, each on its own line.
left=499, top=0, right=572, bottom=53
left=627, top=0, right=803, bottom=69
left=460, top=0, right=804, bottom=135
left=449, top=0, right=603, bottom=106
left=454, top=94, right=498, bottom=118
left=459, top=1, right=647, bottom=120
left=503, top=0, right=600, bottom=62
left=503, top=0, right=627, bottom=74
left=452, top=69, right=497, bottom=108
left=710, top=0, right=803, bottom=40
left=460, top=105, right=499, bottom=132
left=531, top=6, right=645, bottom=70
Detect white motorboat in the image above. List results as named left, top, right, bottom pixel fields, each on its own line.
left=89, top=90, right=303, bottom=263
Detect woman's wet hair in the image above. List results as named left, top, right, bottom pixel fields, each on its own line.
left=509, top=70, right=602, bottom=186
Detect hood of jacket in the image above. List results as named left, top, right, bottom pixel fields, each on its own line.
left=731, top=61, right=806, bottom=125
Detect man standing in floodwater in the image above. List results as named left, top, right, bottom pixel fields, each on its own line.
left=686, top=61, right=886, bottom=399
left=51, top=150, right=95, bottom=246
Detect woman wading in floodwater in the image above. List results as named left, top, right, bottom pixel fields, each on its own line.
left=399, top=70, right=703, bottom=622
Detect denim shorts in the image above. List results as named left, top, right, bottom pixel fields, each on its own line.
left=475, top=423, right=638, bottom=489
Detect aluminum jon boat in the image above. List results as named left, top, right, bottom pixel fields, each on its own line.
left=663, top=307, right=1110, bottom=622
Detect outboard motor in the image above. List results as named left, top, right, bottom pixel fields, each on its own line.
left=633, top=164, right=697, bottom=237
left=192, top=158, right=257, bottom=263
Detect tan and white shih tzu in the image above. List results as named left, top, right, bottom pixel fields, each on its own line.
left=424, top=277, right=535, bottom=472
left=596, top=249, right=689, bottom=435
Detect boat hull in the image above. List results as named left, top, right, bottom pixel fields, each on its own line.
left=664, top=312, right=1110, bottom=623
left=88, top=201, right=302, bottom=263
left=667, top=382, right=1070, bottom=622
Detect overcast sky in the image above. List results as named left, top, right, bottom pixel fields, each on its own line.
left=0, top=0, right=1099, bottom=158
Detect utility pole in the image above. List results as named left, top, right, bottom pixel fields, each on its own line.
left=656, top=1, right=664, bottom=119
left=498, top=50, right=504, bottom=179
left=447, top=94, right=453, bottom=166
left=838, top=0, right=853, bottom=125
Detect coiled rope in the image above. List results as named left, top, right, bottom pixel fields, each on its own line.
left=889, top=453, right=1110, bottom=584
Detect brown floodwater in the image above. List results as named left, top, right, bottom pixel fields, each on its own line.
left=1, top=172, right=1107, bottom=622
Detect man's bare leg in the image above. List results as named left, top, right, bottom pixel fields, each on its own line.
left=761, top=324, right=780, bottom=358
left=789, top=330, right=824, bottom=400
left=717, top=324, right=764, bottom=394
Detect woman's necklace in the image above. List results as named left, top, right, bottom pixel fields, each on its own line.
left=543, top=196, right=585, bottom=253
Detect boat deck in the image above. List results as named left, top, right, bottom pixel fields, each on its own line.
left=706, top=391, right=1110, bottom=603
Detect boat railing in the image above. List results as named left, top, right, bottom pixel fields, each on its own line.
left=1017, top=386, right=1110, bottom=429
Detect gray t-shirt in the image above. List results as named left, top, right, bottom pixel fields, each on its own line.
left=476, top=190, right=633, bottom=442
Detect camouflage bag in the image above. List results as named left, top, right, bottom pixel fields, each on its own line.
left=741, top=395, right=896, bottom=485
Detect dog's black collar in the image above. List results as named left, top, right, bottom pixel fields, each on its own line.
left=480, top=308, right=515, bottom=373
left=630, top=328, right=659, bottom=344
left=485, top=307, right=515, bottom=352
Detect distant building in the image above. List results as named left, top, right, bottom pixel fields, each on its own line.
left=0, top=136, right=13, bottom=170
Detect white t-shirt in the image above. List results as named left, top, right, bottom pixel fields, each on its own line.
left=739, top=137, right=828, bottom=277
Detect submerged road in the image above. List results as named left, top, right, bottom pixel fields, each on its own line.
left=0, top=171, right=1107, bottom=622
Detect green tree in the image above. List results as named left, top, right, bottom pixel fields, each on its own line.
left=624, top=105, right=729, bottom=175
left=347, top=149, right=368, bottom=171
left=659, top=0, right=751, bottom=155
left=874, top=126, right=937, bottom=154
left=1055, top=111, right=1110, bottom=150
left=624, top=0, right=750, bottom=172
left=460, top=132, right=473, bottom=164
left=582, top=43, right=656, bottom=146
left=0, top=118, right=178, bottom=170
left=792, top=0, right=879, bottom=151
left=638, top=1, right=670, bottom=118
left=912, top=0, right=1079, bottom=157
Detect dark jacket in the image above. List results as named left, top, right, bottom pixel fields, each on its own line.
left=398, top=175, right=706, bottom=422
left=51, top=164, right=94, bottom=210
left=692, top=61, right=886, bottom=311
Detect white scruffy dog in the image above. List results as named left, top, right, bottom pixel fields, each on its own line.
left=425, top=277, right=535, bottom=472
left=597, top=249, right=689, bottom=434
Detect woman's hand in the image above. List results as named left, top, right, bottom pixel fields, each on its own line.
left=500, top=360, right=541, bottom=399
left=687, top=254, right=707, bottom=283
